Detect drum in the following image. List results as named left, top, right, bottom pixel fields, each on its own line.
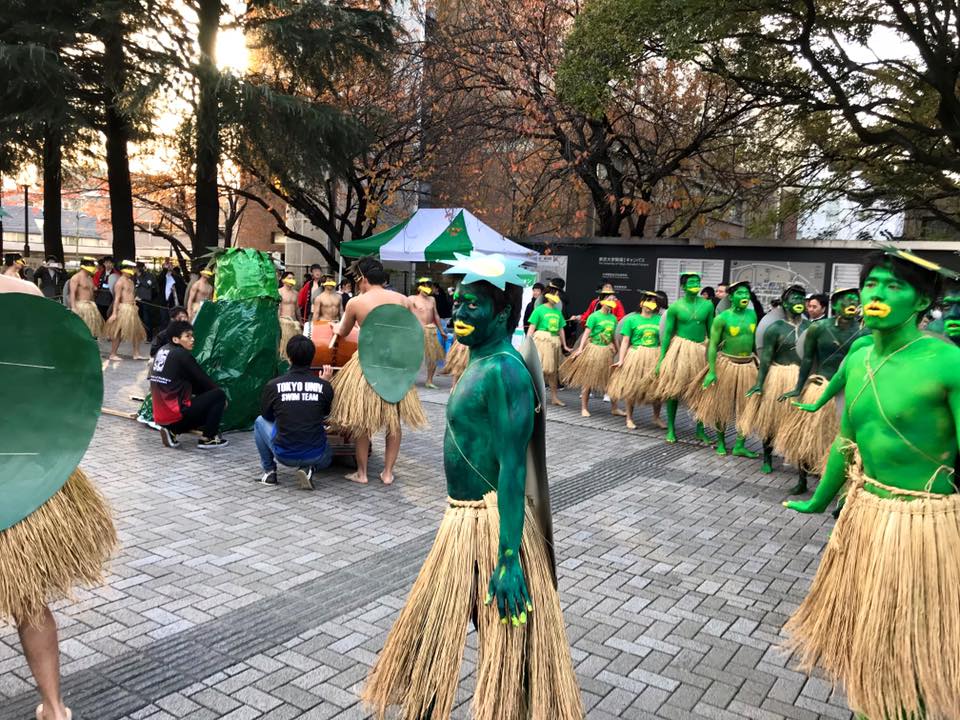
left=310, top=320, right=359, bottom=368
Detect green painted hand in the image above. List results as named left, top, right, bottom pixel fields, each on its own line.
left=746, top=382, right=762, bottom=397
left=783, top=499, right=827, bottom=514
left=486, top=551, right=532, bottom=626
left=778, top=388, right=801, bottom=402
left=792, top=401, right=817, bottom=412
left=702, top=370, right=717, bottom=389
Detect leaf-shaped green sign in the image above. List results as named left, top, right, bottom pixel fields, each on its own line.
left=358, top=305, right=424, bottom=404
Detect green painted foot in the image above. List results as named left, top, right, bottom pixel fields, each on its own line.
left=715, top=443, right=728, bottom=456
left=760, top=462, right=773, bottom=474
left=665, top=429, right=677, bottom=444
left=732, top=444, right=759, bottom=459
left=695, top=424, right=713, bottom=443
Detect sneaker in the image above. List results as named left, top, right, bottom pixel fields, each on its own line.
left=259, top=469, right=278, bottom=485
left=197, top=434, right=229, bottom=449
left=159, top=427, right=180, bottom=448
left=295, top=466, right=315, bottom=491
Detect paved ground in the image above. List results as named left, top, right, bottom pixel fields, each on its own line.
left=0, top=343, right=853, bottom=720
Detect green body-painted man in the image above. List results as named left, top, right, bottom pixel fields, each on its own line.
left=926, top=278, right=960, bottom=346
left=741, top=285, right=809, bottom=488
left=362, top=253, right=581, bottom=720
left=693, top=281, right=759, bottom=457
left=784, top=251, right=960, bottom=720
left=653, top=272, right=715, bottom=443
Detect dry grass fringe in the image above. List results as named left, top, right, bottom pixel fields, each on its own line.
left=532, top=331, right=562, bottom=377
left=0, top=468, right=117, bottom=627
left=73, top=300, right=104, bottom=337
left=784, top=452, right=960, bottom=720
left=737, top=363, right=799, bottom=441
left=423, top=325, right=446, bottom=365
left=362, top=492, right=582, bottom=720
left=328, top=353, right=427, bottom=438
left=607, top=345, right=659, bottom=404
left=772, top=376, right=839, bottom=473
left=559, top=342, right=614, bottom=393
left=102, top=302, right=146, bottom=345
left=689, top=354, right=757, bottom=429
left=440, top=341, right=469, bottom=379
left=278, top=316, right=302, bottom=361
left=649, top=336, right=707, bottom=402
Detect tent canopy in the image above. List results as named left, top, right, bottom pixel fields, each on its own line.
left=339, top=208, right=537, bottom=262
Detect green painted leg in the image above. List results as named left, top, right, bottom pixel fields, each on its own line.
left=665, top=399, right=678, bottom=443
left=715, top=424, right=728, bottom=455
left=695, top=421, right=713, bottom=443
left=731, top=435, right=758, bottom=459
left=761, top=441, right=774, bottom=474
left=788, top=469, right=808, bottom=495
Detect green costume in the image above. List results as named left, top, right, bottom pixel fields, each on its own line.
left=620, top=312, right=660, bottom=347
left=528, top=302, right=566, bottom=377
left=690, top=282, right=759, bottom=457
left=362, top=253, right=581, bottom=720
left=785, top=250, right=960, bottom=720
left=560, top=306, right=617, bottom=395
left=584, top=310, right=616, bottom=344
left=528, top=304, right=565, bottom=335
left=608, top=298, right=661, bottom=407
left=652, top=273, right=714, bottom=443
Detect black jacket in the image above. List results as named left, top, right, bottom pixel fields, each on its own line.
left=260, top=368, right=334, bottom=455
left=149, top=343, right=218, bottom=424
left=35, top=267, right=67, bottom=299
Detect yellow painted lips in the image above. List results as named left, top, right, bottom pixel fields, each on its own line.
left=453, top=320, right=475, bottom=337
left=864, top=301, right=892, bottom=318
left=843, top=305, right=859, bottom=315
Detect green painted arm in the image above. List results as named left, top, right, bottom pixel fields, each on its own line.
left=793, top=358, right=845, bottom=412
left=785, top=437, right=851, bottom=513
left=702, top=314, right=724, bottom=388
left=782, top=324, right=819, bottom=400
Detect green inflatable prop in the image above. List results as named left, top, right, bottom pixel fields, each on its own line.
left=0, top=294, right=102, bottom=531
left=358, top=304, right=424, bottom=404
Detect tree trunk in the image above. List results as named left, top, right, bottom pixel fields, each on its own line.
left=42, top=124, right=65, bottom=262
left=195, top=0, right=221, bottom=260
left=102, top=20, right=137, bottom=261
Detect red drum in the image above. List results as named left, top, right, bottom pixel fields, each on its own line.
left=310, top=320, right=359, bottom=368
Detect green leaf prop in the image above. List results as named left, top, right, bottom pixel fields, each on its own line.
left=0, top=295, right=102, bottom=531
left=358, top=305, right=424, bottom=403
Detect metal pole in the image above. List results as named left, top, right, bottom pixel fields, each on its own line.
left=0, top=171, right=4, bottom=258
left=22, top=184, right=30, bottom=257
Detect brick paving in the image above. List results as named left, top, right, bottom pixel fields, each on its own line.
left=0, top=345, right=853, bottom=719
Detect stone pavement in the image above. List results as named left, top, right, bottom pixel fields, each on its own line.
left=0, top=346, right=853, bottom=719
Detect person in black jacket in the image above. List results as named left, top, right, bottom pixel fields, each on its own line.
left=34, top=256, right=67, bottom=300
left=149, top=306, right=189, bottom=357
left=149, top=320, right=228, bottom=449
left=523, top=282, right=545, bottom=331
left=254, top=335, right=335, bottom=489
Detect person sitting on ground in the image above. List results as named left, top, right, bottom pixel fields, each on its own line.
left=149, top=306, right=189, bottom=357
left=149, top=320, right=229, bottom=449
left=254, top=335, right=335, bottom=490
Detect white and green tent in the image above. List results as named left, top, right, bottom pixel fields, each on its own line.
left=339, top=208, right=537, bottom=262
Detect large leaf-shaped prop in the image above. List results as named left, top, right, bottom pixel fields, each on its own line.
left=359, top=305, right=424, bottom=403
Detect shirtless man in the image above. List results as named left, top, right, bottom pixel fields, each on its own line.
left=67, top=256, right=103, bottom=337
left=187, top=267, right=214, bottom=320
left=3, top=253, right=26, bottom=278
left=311, top=275, right=342, bottom=325
left=104, top=260, right=147, bottom=360
left=408, top=277, right=448, bottom=389
left=278, top=271, right=302, bottom=360
left=327, top=257, right=427, bottom=485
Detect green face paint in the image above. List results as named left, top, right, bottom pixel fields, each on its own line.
left=452, top=284, right=504, bottom=348
left=683, top=275, right=702, bottom=294
left=861, top=266, right=927, bottom=330
left=834, top=291, right=860, bottom=316
left=942, top=296, right=960, bottom=338
left=783, top=291, right=805, bottom=318
left=732, top=286, right=751, bottom=309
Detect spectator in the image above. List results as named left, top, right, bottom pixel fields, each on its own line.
left=579, top=283, right=625, bottom=324
left=149, top=320, right=229, bottom=449
left=93, top=256, right=119, bottom=319
left=700, top=286, right=716, bottom=303
left=434, top=282, right=452, bottom=320
left=806, top=293, right=828, bottom=320
left=255, top=335, right=335, bottom=489
left=523, top=282, right=545, bottom=331
left=150, top=306, right=189, bottom=357
left=716, top=283, right=728, bottom=303
left=297, top=264, right=325, bottom=322
left=34, top=255, right=67, bottom=300
left=655, top=290, right=669, bottom=310
left=135, top=262, right=161, bottom=340
left=158, top=260, right=186, bottom=327
left=339, top=278, right=353, bottom=311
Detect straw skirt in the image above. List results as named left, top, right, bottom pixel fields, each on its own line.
left=772, top=376, right=840, bottom=473
left=73, top=299, right=104, bottom=337
left=607, top=345, right=659, bottom=404
left=102, top=302, right=146, bottom=345
left=362, top=492, right=583, bottom=720
left=785, top=452, right=960, bottom=720
left=423, top=324, right=445, bottom=365
left=440, top=340, right=469, bottom=379
left=1, top=469, right=116, bottom=626
left=328, top=353, right=427, bottom=438
left=279, top=316, right=302, bottom=361
left=689, top=354, right=758, bottom=431
left=650, top=336, right=707, bottom=402
left=559, top=342, right=614, bottom=393
left=738, top=363, right=799, bottom=441
left=533, top=331, right=562, bottom=376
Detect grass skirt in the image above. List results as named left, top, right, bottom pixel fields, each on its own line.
left=362, top=492, right=582, bottom=720
left=607, top=345, right=659, bottom=404
left=74, top=299, right=104, bottom=337
left=424, top=324, right=445, bottom=366
left=279, top=316, right=302, bottom=361
left=772, top=376, right=839, bottom=473
left=440, top=340, right=469, bottom=379
left=533, top=331, right=562, bottom=376
left=689, top=353, right=757, bottom=431
left=0, top=469, right=116, bottom=626
left=738, top=363, right=799, bottom=442
left=785, top=451, right=960, bottom=720
left=102, top=302, right=146, bottom=345
left=650, top=336, right=706, bottom=402
left=328, top=353, right=427, bottom=438
left=559, top=342, right=614, bottom=393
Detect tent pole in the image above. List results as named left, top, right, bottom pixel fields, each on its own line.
left=338, top=253, right=343, bottom=283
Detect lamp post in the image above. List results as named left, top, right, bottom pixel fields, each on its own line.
left=22, top=184, right=31, bottom=258
left=35, top=216, right=45, bottom=257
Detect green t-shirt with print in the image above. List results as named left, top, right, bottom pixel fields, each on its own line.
left=620, top=313, right=660, bottom=347
left=528, top=304, right=565, bottom=336
left=586, top=310, right=617, bottom=346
